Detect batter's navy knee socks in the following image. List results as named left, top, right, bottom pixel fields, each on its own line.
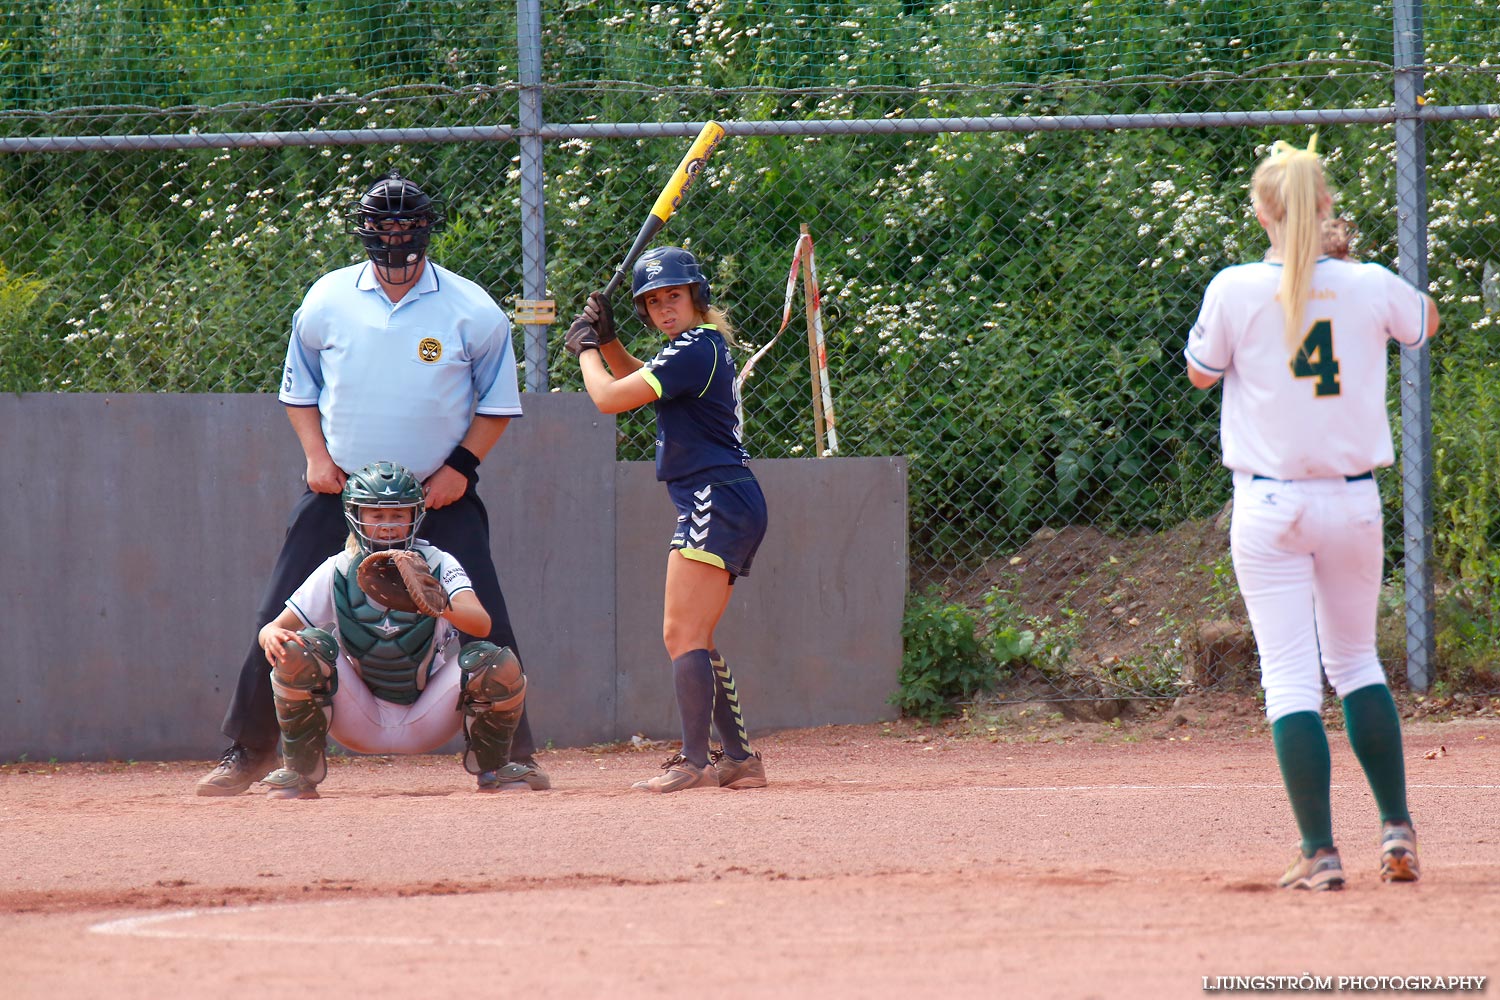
left=1271, top=710, right=1335, bottom=856
left=708, top=648, right=751, bottom=760
left=672, top=650, right=716, bottom=768
left=1341, top=683, right=1412, bottom=826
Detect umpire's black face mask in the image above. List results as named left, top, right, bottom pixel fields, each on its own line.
left=358, top=217, right=434, bottom=286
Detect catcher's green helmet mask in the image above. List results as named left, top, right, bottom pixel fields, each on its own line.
left=342, top=461, right=426, bottom=553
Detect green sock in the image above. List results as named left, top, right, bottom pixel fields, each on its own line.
left=1341, top=683, right=1411, bottom=827
left=1271, top=711, right=1334, bottom=856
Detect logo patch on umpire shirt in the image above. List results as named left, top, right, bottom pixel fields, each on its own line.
left=417, top=337, right=443, bottom=363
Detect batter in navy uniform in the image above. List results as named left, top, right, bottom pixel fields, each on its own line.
left=565, top=246, right=770, bottom=793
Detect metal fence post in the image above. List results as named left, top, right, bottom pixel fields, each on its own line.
left=1394, top=0, right=1435, bottom=691
left=517, top=0, right=549, bottom=392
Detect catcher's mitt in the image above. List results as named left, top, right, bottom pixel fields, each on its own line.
left=356, top=549, right=450, bottom=617
left=1321, top=216, right=1358, bottom=260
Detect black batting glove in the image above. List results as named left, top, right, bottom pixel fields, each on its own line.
left=584, top=290, right=617, bottom=347
left=565, top=315, right=601, bottom=357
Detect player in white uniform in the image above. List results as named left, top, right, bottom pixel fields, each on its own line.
left=258, top=462, right=531, bottom=799
left=1186, top=137, right=1440, bottom=890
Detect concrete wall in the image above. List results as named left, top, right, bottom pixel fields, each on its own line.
left=0, top=394, right=906, bottom=762
left=614, top=460, right=909, bottom=739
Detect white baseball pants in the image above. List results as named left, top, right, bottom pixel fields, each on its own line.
left=328, top=652, right=463, bottom=754
left=1229, top=471, right=1391, bottom=721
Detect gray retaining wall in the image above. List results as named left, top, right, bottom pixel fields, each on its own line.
left=0, top=393, right=906, bottom=761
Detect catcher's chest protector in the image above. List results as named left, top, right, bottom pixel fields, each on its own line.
left=333, top=565, right=441, bottom=705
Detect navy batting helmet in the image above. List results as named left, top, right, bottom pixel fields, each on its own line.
left=631, top=246, right=711, bottom=325
left=347, top=172, right=445, bottom=275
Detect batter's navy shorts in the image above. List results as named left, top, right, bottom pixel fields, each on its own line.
left=666, top=466, right=768, bottom=580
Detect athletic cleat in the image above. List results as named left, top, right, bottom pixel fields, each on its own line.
left=195, top=743, right=278, bottom=797
left=262, top=767, right=320, bottom=800
left=477, top=760, right=551, bottom=792
left=710, top=748, right=767, bottom=789
left=1379, top=822, right=1421, bottom=882
left=1279, top=847, right=1346, bottom=891
left=632, top=753, right=719, bottom=793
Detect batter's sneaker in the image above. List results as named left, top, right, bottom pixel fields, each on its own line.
left=262, top=768, right=319, bottom=800
left=1279, top=847, right=1345, bottom=891
left=632, top=753, right=719, bottom=793
left=477, top=760, right=552, bottom=792
left=195, top=743, right=278, bottom=797
left=710, top=748, right=767, bottom=789
left=1379, top=822, right=1421, bottom=882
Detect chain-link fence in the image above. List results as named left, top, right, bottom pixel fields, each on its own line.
left=3, top=1, right=1499, bottom=708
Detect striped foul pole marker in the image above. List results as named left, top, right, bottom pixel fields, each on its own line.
left=800, top=224, right=837, bottom=456
left=734, top=226, right=838, bottom=455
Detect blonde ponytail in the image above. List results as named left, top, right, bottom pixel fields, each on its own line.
left=705, top=304, right=735, bottom=344
left=1251, top=136, right=1332, bottom=353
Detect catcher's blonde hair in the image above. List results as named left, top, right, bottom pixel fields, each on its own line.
left=1251, top=135, right=1332, bottom=353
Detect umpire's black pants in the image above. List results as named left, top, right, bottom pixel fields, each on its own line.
left=219, top=484, right=536, bottom=760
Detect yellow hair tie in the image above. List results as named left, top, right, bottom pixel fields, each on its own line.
left=1269, top=132, right=1319, bottom=158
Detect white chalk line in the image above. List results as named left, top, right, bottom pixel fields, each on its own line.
left=90, top=901, right=515, bottom=947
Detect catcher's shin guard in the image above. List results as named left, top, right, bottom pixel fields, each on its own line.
left=458, top=642, right=527, bottom=775
left=269, top=628, right=338, bottom=784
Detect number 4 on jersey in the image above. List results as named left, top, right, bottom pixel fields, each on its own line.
left=1290, top=319, right=1341, bottom=397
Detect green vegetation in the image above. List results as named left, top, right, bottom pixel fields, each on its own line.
left=894, top=590, right=993, bottom=722
left=895, top=586, right=1085, bottom=720
left=895, top=588, right=1033, bottom=721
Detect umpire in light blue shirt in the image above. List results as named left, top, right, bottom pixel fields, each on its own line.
left=197, top=171, right=548, bottom=795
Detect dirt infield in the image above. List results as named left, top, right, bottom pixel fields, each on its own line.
left=2, top=714, right=1497, bottom=999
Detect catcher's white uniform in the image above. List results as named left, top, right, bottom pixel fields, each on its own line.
left=1186, top=258, right=1430, bottom=720
left=285, top=542, right=473, bottom=753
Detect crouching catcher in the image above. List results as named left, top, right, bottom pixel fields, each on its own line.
left=257, top=460, right=548, bottom=798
